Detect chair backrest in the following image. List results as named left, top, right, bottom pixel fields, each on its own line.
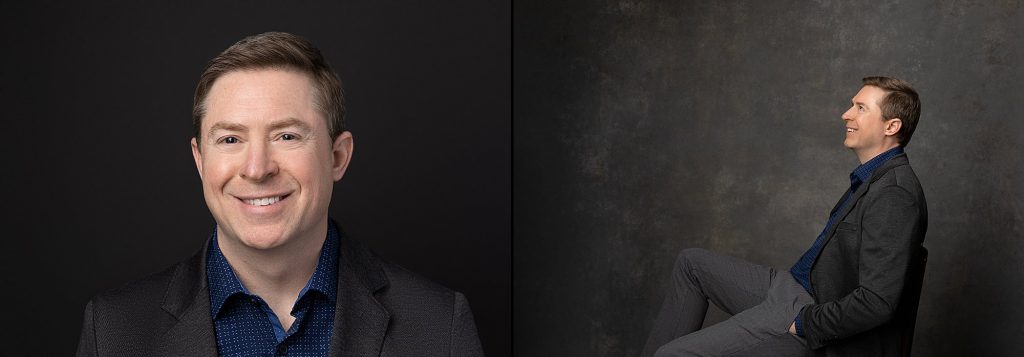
left=899, top=246, right=928, bottom=357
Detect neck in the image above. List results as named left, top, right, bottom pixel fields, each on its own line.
left=855, top=142, right=900, bottom=164
left=217, top=222, right=328, bottom=304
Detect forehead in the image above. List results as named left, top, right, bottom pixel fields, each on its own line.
left=852, top=85, right=889, bottom=107
left=203, top=69, right=323, bottom=130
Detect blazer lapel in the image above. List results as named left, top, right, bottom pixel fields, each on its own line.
left=330, top=229, right=391, bottom=357
left=148, top=230, right=392, bottom=356
left=814, top=154, right=910, bottom=262
left=155, top=241, right=219, bottom=356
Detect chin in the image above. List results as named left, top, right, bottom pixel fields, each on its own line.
left=233, top=227, right=293, bottom=251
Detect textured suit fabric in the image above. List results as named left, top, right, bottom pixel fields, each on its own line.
left=76, top=227, right=485, bottom=357
left=799, top=153, right=928, bottom=356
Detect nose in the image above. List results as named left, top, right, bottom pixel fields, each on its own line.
left=841, top=106, right=854, bottom=121
left=240, top=140, right=279, bottom=182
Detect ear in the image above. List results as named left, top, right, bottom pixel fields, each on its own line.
left=331, top=131, right=354, bottom=182
left=884, top=118, right=902, bottom=137
left=191, top=137, right=204, bottom=180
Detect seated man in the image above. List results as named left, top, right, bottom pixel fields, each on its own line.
left=641, top=77, right=928, bottom=357
left=77, top=32, right=483, bottom=356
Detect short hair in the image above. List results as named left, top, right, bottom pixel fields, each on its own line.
left=861, top=76, right=921, bottom=147
left=192, top=32, right=346, bottom=146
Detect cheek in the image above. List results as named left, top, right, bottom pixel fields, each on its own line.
left=201, top=155, right=237, bottom=188
left=288, top=152, right=335, bottom=189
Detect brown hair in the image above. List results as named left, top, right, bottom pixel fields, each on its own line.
left=861, top=76, right=921, bottom=147
left=192, top=32, right=346, bottom=146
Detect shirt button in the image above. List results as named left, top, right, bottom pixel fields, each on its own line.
left=276, top=345, right=287, bottom=356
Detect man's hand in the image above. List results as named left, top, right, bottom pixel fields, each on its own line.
left=789, top=322, right=797, bottom=335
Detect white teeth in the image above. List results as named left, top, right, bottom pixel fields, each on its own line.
left=245, top=196, right=282, bottom=206
left=846, top=128, right=855, bottom=132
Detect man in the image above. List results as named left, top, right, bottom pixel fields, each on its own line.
left=641, top=77, right=928, bottom=356
left=77, top=32, right=484, bottom=356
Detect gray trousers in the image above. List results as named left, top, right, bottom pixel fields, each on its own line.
left=641, top=248, right=815, bottom=357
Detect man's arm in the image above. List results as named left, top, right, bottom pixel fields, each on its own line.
left=798, top=184, right=923, bottom=349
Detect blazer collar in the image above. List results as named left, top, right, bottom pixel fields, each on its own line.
left=156, top=237, right=219, bottom=356
left=153, top=224, right=393, bottom=356
left=865, top=153, right=909, bottom=185
left=839, top=152, right=909, bottom=216
left=329, top=224, right=392, bottom=356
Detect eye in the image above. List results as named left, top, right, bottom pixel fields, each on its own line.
left=279, top=133, right=303, bottom=141
left=219, top=136, right=240, bottom=144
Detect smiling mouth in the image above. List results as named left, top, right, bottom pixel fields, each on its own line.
left=241, top=194, right=290, bottom=207
left=846, top=128, right=857, bottom=133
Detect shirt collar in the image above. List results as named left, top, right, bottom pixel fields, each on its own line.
left=206, top=221, right=341, bottom=318
left=850, top=146, right=904, bottom=185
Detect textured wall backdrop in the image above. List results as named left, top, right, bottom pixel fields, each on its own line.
left=515, top=0, right=1023, bottom=356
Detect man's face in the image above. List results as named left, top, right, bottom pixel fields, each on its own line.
left=841, top=85, right=898, bottom=159
left=191, top=69, right=352, bottom=251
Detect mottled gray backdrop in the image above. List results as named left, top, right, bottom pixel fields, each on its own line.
left=515, top=1, right=1023, bottom=356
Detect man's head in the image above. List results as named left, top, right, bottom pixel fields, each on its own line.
left=193, top=32, right=346, bottom=145
left=842, top=76, right=921, bottom=162
left=190, top=32, right=353, bottom=251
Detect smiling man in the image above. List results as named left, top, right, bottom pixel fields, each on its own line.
left=641, top=77, right=927, bottom=356
left=77, top=32, right=483, bottom=357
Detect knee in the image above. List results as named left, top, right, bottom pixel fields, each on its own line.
left=671, top=248, right=708, bottom=283
left=674, top=248, right=708, bottom=272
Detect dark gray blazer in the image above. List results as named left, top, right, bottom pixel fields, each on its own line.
left=799, top=153, right=928, bottom=356
left=76, top=229, right=484, bottom=357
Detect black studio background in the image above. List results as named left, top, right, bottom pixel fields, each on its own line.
left=0, top=1, right=509, bottom=355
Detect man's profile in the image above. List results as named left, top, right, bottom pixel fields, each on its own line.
left=641, top=77, right=927, bottom=356
left=77, top=32, right=484, bottom=356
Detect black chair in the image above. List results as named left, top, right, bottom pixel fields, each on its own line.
left=898, top=247, right=928, bottom=357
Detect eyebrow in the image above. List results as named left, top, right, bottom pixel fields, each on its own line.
left=267, top=118, right=312, bottom=133
left=206, top=118, right=313, bottom=137
left=207, top=122, right=247, bottom=137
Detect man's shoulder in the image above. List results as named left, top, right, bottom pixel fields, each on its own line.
left=90, top=262, right=179, bottom=311
left=358, top=248, right=481, bottom=350
left=80, top=257, right=195, bottom=354
left=354, top=244, right=461, bottom=306
left=871, top=155, right=924, bottom=193
left=86, top=246, right=206, bottom=329
left=380, top=257, right=458, bottom=298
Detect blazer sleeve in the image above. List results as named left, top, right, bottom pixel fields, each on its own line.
left=799, top=184, right=922, bottom=349
left=450, top=292, right=485, bottom=357
left=76, top=300, right=97, bottom=357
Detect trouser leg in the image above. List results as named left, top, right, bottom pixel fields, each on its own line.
left=652, top=270, right=814, bottom=357
left=641, top=248, right=775, bottom=357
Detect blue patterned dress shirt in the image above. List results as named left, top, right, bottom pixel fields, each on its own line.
left=790, top=146, right=904, bottom=336
left=206, top=222, right=340, bottom=356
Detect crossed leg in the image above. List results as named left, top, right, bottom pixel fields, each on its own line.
left=641, top=248, right=811, bottom=357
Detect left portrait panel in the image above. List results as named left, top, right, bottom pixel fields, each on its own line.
left=0, top=1, right=510, bottom=355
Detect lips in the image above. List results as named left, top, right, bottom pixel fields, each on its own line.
left=235, top=193, right=292, bottom=207
left=846, top=127, right=857, bottom=133
left=245, top=196, right=283, bottom=206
